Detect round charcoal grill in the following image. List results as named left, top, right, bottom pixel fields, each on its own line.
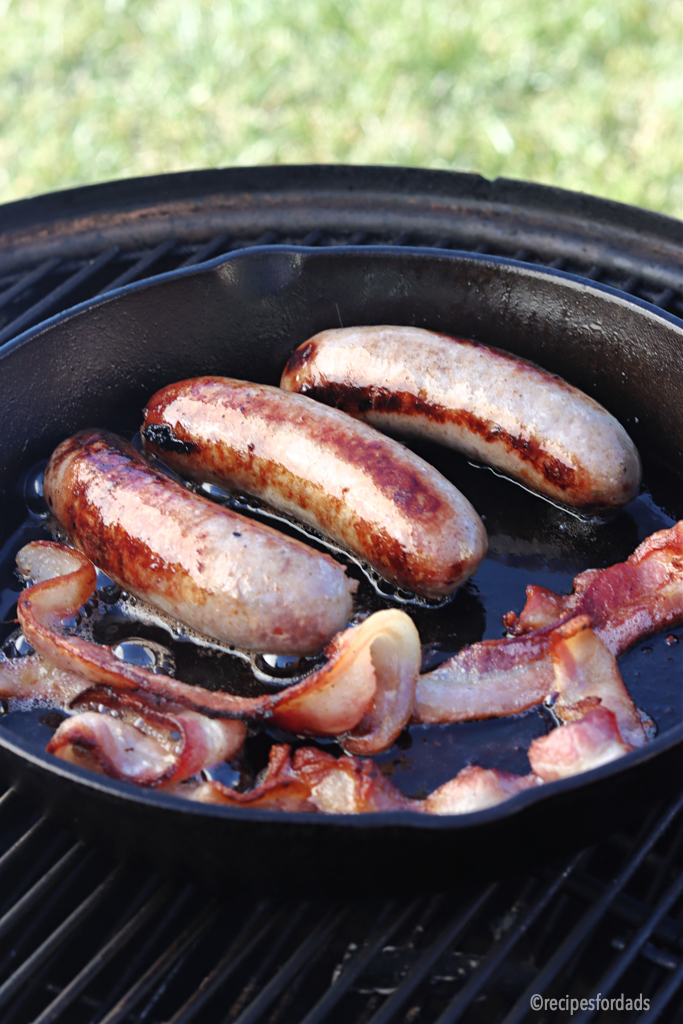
left=0, top=167, right=681, bottom=1024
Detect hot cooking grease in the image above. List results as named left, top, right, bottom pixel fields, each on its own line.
left=1, top=439, right=681, bottom=798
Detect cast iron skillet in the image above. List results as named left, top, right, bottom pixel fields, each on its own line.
left=0, top=247, right=681, bottom=895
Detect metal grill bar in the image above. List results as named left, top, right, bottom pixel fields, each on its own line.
left=435, top=853, right=587, bottom=1024
left=0, top=257, right=61, bottom=312
left=251, top=230, right=280, bottom=246
left=0, top=788, right=15, bottom=814
left=502, top=793, right=683, bottom=1024
left=0, top=841, right=83, bottom=944
left=365, top=883, right=498, bottom=1024
left=565, top=872, right=683, bottom=945
left=645, top=821, right=683, bottom=906
left=0, top=814, right=46, bottom=877
left=0, top=846, right=99, bottom=982
left=31, top=880, right=169, bottom=1024
left=231, top=906, right=346, bottom=1024
left=179, top=234, right=229, bottom=267
left=221, top=903, right=314, bottom=1024
left=299, top=900, right=420, bottom=1024
left=99, top=903, right=221, bottom=1024
left=92, top=882, right=197, bottom=1022
left=654, top=288, right=676, bottom=310
left=0, top=864, right=123, bottom=1013
left=0, top=246, right=120, bottom=345
left=637, top=957, right=683, bottom=1023
left=573, top=868, right=683, bottom=1024
left=98, top=239, right=177, bottom=293
left=167, top=901, right=280, bottom=1024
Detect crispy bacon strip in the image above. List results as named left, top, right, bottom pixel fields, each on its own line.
left=528, top=707, right=633, bottom=782
left=291, top=747, right=413, bottom=812
left=504, top=521, right=683, bottom=655
left=414, top=522, right=683, bottom=725
left=181, top=745, right=412, bottom=813
left=47, top=687, right=246, bottom=786
left=423, top=766, right=539, bottom=814
left=548, top=617, right=648, bottom=746
left=172, top=744, right=316, bottom=811
left=181, top=744, right=539, bottom=815
left=16, top=541, right=417, bottom=744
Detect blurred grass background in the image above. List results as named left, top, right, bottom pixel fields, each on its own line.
left=0, top=0, right=680, bottom=215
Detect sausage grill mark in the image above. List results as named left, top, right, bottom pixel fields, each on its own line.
left=43, top=430, right=356, bottom=655
left=142, top=377, right=487, bottom=598
left=298, top=382, right=579, bottom=492
left=281, top=326, right=642, bottom=511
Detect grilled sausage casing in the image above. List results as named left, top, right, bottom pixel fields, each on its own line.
left=280, top=326, right=642, bottom=511
left=43, top=430, right=356, bottom=655
left=142, top=377, right=488, bottom=598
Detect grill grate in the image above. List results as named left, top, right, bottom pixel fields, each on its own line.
left=0, top=784, right=681, bottom=1023
left=0, top=228, right=681, bottom=351
left=0, top=175, right=681, bottom=1021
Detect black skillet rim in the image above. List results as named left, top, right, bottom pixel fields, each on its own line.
left=0, top=242, right=681, bottom=833
left=2, top=244, right=683, bottom=362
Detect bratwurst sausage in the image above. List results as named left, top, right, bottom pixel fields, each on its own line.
left=142, top=377, right=487, bottom=598
left=43, top=430, right=356, bottom=655
left=280, top=326, right=642, bottom=511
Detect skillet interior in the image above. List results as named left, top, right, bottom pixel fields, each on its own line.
left=0, top=246, right=681, bottom=895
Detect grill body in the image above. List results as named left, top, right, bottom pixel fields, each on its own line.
left=0, top=167, right=681, bottom=1023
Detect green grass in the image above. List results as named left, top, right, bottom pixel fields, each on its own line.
left=1, top=0, right=681, bottom=216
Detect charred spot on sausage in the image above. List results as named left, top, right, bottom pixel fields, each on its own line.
left=142, top=424, right=196, bottom=455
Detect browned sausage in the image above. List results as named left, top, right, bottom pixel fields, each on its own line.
left=280, top=326, right=642, bottom=511
left=142, top=377, right=488, bottom=598
left=43, top=430, right=356, bottom=655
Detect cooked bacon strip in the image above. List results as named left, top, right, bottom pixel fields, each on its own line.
left=412, top=626, right=557, bottom=723
left=68, top=687, right=244, bottom=780
left=270, top=610, right=419, bottom=743
left=0, top=652, right=92, bottom=705
left=504, top=521, right=683, bottom=655
left=549, top=617, right=648, bottom=746
left=291, top=747, right=412, bottom=812
left=16, top=541, right=417, bottom=744
left=528, top=707, right=633, bottom=782
left=339, top=612, right=420, bottom=755
left=182, top=745, right=411, bottom=813
left=172, top=744, right=316, bottom=811
left=48, top=713, right=178, bottom=785
left=423, top=765, right=539, bottom=815
left=47, top=686, right=246, bottom=786
left=414, top=522, right=683, bottom=725
left=180, top=744, right=538, bottom=815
